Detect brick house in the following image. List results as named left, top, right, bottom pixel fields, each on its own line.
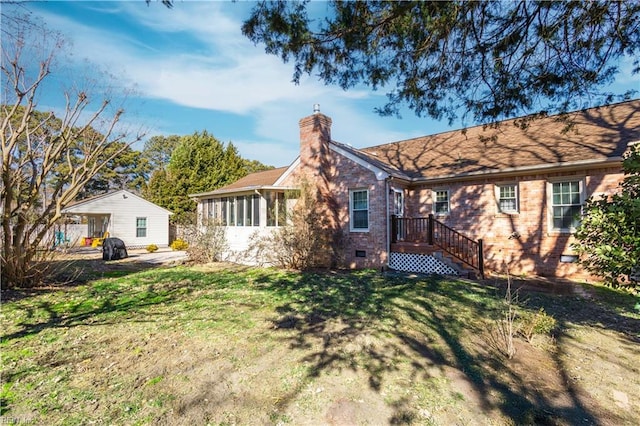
left=191, top=100, right=639, bottom=279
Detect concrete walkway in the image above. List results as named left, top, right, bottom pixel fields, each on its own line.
left=127, top=248, right=188, bottom=265
left=67, top=246, right=188, bottom=265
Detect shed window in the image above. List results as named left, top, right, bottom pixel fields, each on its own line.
left=136, top=217, right=147, bottom=238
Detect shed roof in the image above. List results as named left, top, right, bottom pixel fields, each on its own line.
left=62, top=189, right=173, bottom=215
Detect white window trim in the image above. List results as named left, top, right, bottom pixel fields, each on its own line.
left=495, top=183, right=519, bottom=214
left=136, top=217, right=147, bottom=238
left=433, top=189, right=450, bottom=216
left=349, top=188, right=370, bottom=232
left=547, top=178, right=586, bottom=234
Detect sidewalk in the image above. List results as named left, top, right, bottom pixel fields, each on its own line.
left=128, top=248, right=188, bottom=265
left=66, top=246, right=188, bottom=265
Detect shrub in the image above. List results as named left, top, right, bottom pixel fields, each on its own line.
left=146, top=244, right=159, bottom=253
left=184, top=219, right=228, bottom=263
left=170, top=239, right=189, bottom=251
left=246, top=179, right=343, bottom=269
left=486, top=273, right=517, bottom=359
left=517, top=308, right=557, bottom=343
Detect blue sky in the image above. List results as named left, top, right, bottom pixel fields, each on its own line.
left=6, top=1, right=640, bottom=167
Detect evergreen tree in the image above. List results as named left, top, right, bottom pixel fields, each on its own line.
left=145, top=131, right=251, bottom=224
left=241, top=1, right=639, bottom=123
left=142, top=135, right=181, bottom=171
left=79, top=143, right=151, bottom=198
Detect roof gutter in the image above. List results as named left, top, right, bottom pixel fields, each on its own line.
left=189, top=185, right=299, bottom=199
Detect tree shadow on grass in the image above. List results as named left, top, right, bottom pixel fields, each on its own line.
left=1, top=258, right=160, bottom=303
left=4, top=265, right=638, bottom=423
left=262, top=269, right=634, bottom=424
left=1, top=267, right=240, bottom=343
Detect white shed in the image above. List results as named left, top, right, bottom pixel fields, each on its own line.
left=61, top=190, right=172, bottom=248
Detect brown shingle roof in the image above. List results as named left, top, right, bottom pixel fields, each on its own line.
left=359, top=100, right=640, bottom=180
left=190, top=166, right=289, bottom=197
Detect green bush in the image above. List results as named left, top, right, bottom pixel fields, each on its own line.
left=573, top=144, right=640, bottom=289
left=170, top=239, right=189, bottom=251
left=146, top=244, right=159, bottom=253
left=517, top=308, right=556, bottom=343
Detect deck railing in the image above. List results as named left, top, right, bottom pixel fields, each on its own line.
left=391, top=214, right=484, bottom=278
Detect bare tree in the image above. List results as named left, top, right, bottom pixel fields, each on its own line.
left=1, top=13, right=143, bottom=288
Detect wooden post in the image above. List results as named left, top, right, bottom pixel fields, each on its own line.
left=427, top=214, right=434, bottom=245
left=478, top=238, right=484, bottom=279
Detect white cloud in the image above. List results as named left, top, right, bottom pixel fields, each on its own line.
left=30, top=1, right=371, bottom=116
left=18, top=1, right=471, bottom=167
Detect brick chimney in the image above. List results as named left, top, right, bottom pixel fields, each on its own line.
left=297, top=104, right=340, bottom=268
left=299, top=104, right=332, bottom=177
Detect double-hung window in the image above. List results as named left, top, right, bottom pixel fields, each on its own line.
left=434, top=190, right=450, bottom=215
left=350, top=189, right=369, bottom=231
left=136, top=217, right=147, bottom=238
left=496, top=184, right=519, bottom=213
left=550, top=180, right=583, bottom=232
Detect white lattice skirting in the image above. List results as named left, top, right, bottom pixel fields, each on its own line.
left=389, top=252, right=459, bottom=276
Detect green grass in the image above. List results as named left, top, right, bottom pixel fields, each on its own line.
left=1, top=265, right=638, bottom=425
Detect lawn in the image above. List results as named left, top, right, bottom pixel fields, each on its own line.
left=1, top=262, right=639, bottom=425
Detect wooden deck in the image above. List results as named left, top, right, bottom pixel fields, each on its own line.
left=390, top=242, right=437, bottom=255
left=391, top=215, right=484, bottom=279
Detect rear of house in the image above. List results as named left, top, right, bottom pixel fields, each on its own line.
left=192, top=100, right=639, bottom=280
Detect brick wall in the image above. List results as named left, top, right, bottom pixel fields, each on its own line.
left=289, top=110, right=625, bottom=279
left=405, top=167, right=624, bottom=278
left=284, top=112, right=389, bottom=269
